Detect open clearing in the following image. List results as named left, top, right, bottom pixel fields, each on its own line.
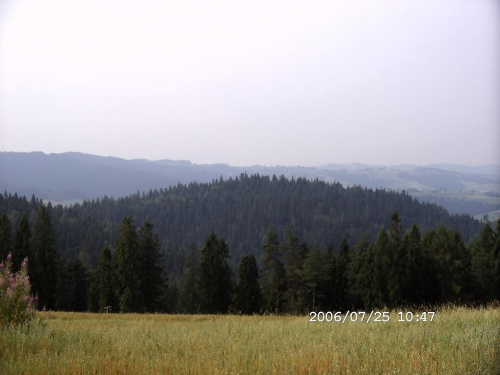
left=1, top=307, right=499, bottom=374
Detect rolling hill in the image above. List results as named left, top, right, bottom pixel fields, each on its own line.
left=1, top=151, right=499, bottom=219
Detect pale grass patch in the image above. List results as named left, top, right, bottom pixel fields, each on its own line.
left=0, top=307, right=498, bottom=374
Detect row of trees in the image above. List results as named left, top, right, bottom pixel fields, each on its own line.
left=0, top=207, right=59, bottom=310
left=259, top=213, right=500, bottom=313
left=0, top=210, right=167, bottom=313
left=96, top=212, right=500, bottom=313
left=1, top=202, right=498, bottom=314
left=96, top=218, right=166, bottom=313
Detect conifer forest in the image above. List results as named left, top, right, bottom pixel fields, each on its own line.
left=0, top=174, right=498, bottom=314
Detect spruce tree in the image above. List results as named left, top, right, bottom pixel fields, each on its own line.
left=65, top=258, right=89, bottom=311
left=12, top=215, right=32, bottom=273
left=138, top=221, right=165, bottom=312
left=426, top=226, right=471, bottom=303
left=387, top=211, right=408, bottom=306
left=233, top=254, right=262, bottom=314
left=31, top=205, right=59, bottom=310
left=283, top=223, right=302, bottom=312
left=302, top=244, right=324, bottom=311
left=0, top=214, right=12, bottom=262
left=403, top=224, right=438, bottom=305
left=178, top=243, right=199, bottom=314
left=296, top=241, right=309, bottom=312
left=261, top=226, right=286, bottom=314
left=371, top=226, right=390, bottom=308
left=115, top=217, right=140, bottom=313
left=98, top=245, right=117, bottom=312
left=347, top=233, right=370, bottom=310
left=322, top=244, right=337, bottom=311
left=198, top=232, right=232, bottom=314
left=470, top=221, right=498, bottom=301
left=335, top=238, right=350, bottom=311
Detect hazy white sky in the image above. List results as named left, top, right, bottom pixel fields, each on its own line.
left=1, top=0, right=499, bottom=167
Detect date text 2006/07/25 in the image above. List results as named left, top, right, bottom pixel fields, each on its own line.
left=309, top=311, right=435, bottom=323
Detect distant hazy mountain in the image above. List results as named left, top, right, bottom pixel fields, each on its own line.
left=1, top=151, right=499, bottom=218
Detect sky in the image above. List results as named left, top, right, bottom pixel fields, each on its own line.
left=1, top=0, right=499, bottom=167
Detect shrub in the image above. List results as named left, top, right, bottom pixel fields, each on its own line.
left=0, top=253, right=37, bottom=328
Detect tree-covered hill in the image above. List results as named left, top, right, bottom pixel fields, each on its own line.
left=2, top=152, right=499, bottom=218
left=0, top=174, right=482, bottom=275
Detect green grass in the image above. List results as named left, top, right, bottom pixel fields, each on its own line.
left=1, top=306, right=499, bottom=374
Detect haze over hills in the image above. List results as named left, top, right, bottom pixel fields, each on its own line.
left=1, top=151, right=499, bottom=219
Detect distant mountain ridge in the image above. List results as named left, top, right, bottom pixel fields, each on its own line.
left=1, top=151, right=499, bottom=218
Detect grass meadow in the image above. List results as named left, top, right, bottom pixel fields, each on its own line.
left=1, top=306, right=499, bottom=374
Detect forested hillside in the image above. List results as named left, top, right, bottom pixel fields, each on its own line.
left=1, top=174, right=498, bottom=314
left=0, top=174, right=481, bottom=271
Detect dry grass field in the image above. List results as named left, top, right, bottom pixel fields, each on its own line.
left=1, top=306, right=499, bottom=374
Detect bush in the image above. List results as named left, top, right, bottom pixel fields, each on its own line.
left=0, top=253, right=37, bottom=328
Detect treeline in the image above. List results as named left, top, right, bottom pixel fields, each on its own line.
left=0, top=206, right=498, bottom=313
left=0, top=174, right=482, bottom=277
left=259, top=213, right=500, bottom=313
left=0, top=209, right=171, bottom=312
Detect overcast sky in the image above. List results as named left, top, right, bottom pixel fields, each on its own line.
left=1, top=0, right=499, bottom=167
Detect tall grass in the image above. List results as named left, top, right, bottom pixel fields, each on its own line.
left=1, top=306, right=498, bottom=374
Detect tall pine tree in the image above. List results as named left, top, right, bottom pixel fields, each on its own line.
left=115, top=217, right=140, bottom=313
left=470, top=221, right=498, bottom=302
left=138, top=221, right=165, bottom=312
left=31, top=205, right=59, bottom=310
left=233, top=254, right=262, bottom=314
left=334, top=238, right=350, bottom=311
left=12, top=215, right=32, bottom=273
left=98, top=245, right=117, bottom=312
left=302, top=244, right=324, bottom=311
left=346, top=233, right=370, bottom=310
left=261, top=226, right=286, bottom=314
left=387, top=211, right=408, bottom=306
left=371, top=226, right=390, bottom=308
left=283, top=223, right=302, bottom=312
left=0, top=214, right=12, bottom=262
left=178, top=243, right=200, bottom=314
left=198, top=232, right=232, bottom=314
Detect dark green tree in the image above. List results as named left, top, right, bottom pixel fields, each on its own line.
left=322, top=244, right=337, bottom=311
left=115, top=217, right=140, bottom=313
left=138, top=221, right=165, bottom=312
left=347, top=233, right=370, bottom=309
left=65, top=258, right=89, bottom=311
left=470, top=221, right=498, bottom=302
left=261, top=226, right=286, bottom=314
left=296, top=241, right=310, bottom=312
left=403, top=224, right=439, bottom=305
left=86, top=269, right=100, bottom=312
left=494, top=219, right=500, bottom=298
left=425, top=226, right=472, bottom=303
left=98, top=245, right=117, bottom=312
left=31, top=205, right=59, bottom=310
left=334, top=238, right=350, bottom=311
left=178, top=243, right=200, bottom=314
left=371, top=226, right=390, bottom=308
left=0, top=214, right=12, bottom=262
left=233, top=254, right=262, bottom=314
left=387, top=211, right=408, bottom=306
left=12, top=215, right=32, bottom=273
left=198, top=232, right=232, bottom=314
left=302, top=244, right=324, bottom=311
left=283, top=223, right=302, bottom=312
